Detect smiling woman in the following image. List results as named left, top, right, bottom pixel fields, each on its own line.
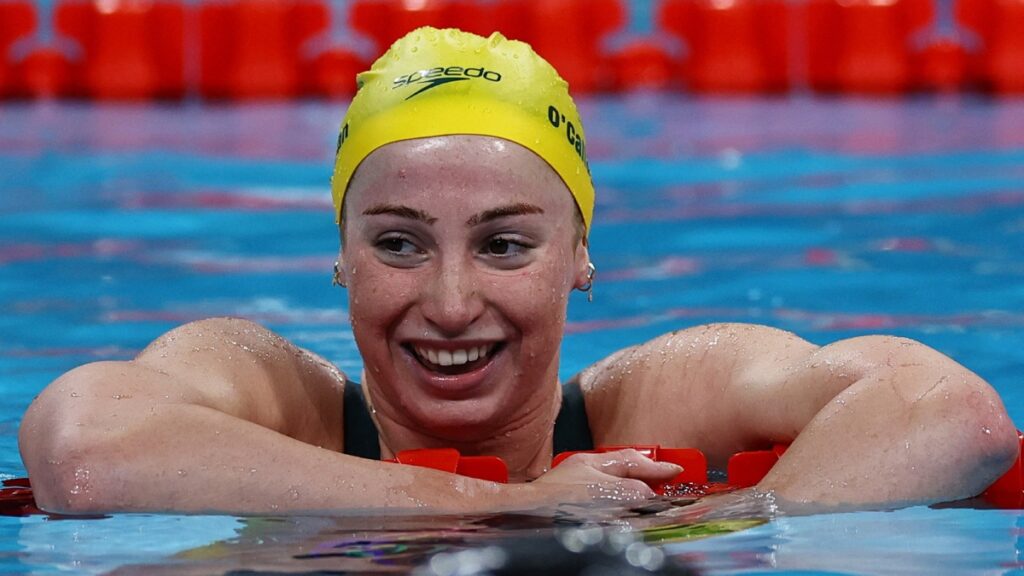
left=17, top=26, right=1019, bottom=516
left=338, top=136, right=591, bottom=480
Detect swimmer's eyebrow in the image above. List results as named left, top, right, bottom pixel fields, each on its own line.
left=362, top=204, right=437, bottom=225
left=466, top=203, right=545, bottom=226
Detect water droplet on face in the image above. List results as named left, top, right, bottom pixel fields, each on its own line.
left=177, top=469, right=187, bottom=477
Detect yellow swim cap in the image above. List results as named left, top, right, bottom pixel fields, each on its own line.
left=331, top=27, right=594, bottom=232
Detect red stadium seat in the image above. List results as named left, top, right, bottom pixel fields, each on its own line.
left=54, top=0, right=185, bottom=99
left=0, top=1, right=36, bottom=97
left=913, top=39, right=971, bottom=92
left=14, top=47, right=77, bottom=98
left=199, top=0, right=328, bottom=99
left=519, top=0, right=626, bottom=93
left=658, top=0, right=789, bottom=93
left=350, top=0, right=529, bottom=52
left=350, top=0, right=454, bottom=52
left=956, top=0, right=1024, bottom=93
left=609, top=38, right=677, bottom=91
left=805, top=0, right=932, bottom=94
left=308, top=48, right=366, bottom=98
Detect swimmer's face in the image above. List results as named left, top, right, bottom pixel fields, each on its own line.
left=339, top=135, right=591, bottom=439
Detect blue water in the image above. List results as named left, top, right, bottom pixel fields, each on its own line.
left=2, top=96, right=1024, bottom=573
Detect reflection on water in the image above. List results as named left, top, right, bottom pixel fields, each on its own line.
left=15, top=494, right=773, bottom=575
left=132, top=497, right=769, bottom=575
left=14, top=491, right=1024, bottom=575
left=665, top=507, right=1024, bottom=575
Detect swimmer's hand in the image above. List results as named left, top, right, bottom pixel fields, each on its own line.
left=512, top=449, right=683, bottom=506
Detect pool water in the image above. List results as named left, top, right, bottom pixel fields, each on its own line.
left=2, top=96, right=1024, bottom=574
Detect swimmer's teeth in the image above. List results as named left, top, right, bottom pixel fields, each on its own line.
left=415, top=345, right=491, bottom=367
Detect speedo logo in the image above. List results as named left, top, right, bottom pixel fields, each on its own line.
left=393, top=66, right=502, bottom=100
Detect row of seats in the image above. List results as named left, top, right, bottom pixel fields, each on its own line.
left=0, top=0, right=1022, bottom=99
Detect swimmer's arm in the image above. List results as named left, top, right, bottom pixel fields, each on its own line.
left=733, top=327, right=1018, bottom=507
left=17, top=318, right=588, bottom=514
left=585, top=323, right=1018, bottom=508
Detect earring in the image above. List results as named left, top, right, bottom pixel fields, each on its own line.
left=579, top=262, right=596, bottom=302
left=332, top=261, right=346, bottom=288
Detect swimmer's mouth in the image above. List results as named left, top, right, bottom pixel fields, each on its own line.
left=406, top=343, right=502, bottom=375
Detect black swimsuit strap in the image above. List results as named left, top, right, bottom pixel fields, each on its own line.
left=342, top=379, right=382, bottom=460
left=342, top=380, right=594, bottom=459
left=553, top=379, right=595, bottom=453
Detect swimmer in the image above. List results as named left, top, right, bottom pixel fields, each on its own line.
left=19, top=27, right=1018, bottom=515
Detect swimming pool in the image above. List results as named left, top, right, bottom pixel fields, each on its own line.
left=2, top=95, right=1024, bottom=573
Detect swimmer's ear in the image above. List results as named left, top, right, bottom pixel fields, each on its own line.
left=333, top=251, right=349, bottom=288
left=572, top=243, right=592, bottom=291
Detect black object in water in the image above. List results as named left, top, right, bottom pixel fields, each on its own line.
left=412, top=530, right=699, bottom=576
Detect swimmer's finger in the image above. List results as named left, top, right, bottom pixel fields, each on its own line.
left=583, top=449, right=683, bottom=481
left=589, top=478, right=657, bottom=501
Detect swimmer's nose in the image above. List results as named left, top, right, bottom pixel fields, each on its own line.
left=420, top=258, right=485, bottom=335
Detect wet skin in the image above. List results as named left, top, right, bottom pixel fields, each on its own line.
left=339, top=136, right=591, bottom=481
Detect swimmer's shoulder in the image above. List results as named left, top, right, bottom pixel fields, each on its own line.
left=574, top=322, right=815, bottom=445
left=138, top=317, right=347, bottom=383
left=136, top=317, right=346, bottom=448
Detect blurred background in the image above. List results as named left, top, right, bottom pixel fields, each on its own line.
left=0, top=0, right=1021, bottom=101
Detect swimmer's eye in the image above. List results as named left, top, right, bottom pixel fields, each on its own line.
left=375, top=234, right=425, bottom=258
left=481, top=235, right=531, bottom=259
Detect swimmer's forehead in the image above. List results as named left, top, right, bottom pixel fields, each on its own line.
left=347, top=135, right=571, bottom=198
left=353, top=135, right=567, bottom=171
left=365, top=134, right=530, bottom=159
